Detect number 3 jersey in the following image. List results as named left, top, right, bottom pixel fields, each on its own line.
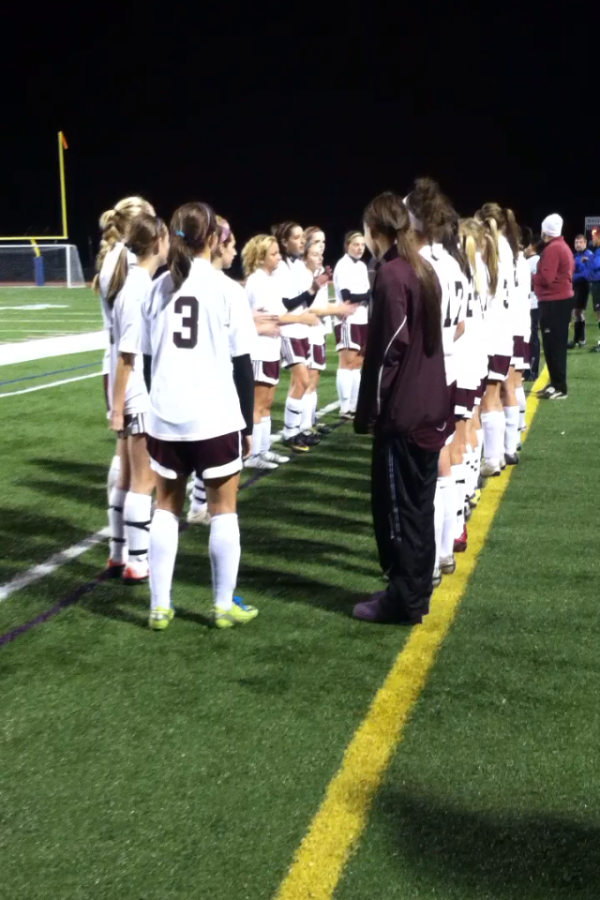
left=143, top=258, right=245, bottom=442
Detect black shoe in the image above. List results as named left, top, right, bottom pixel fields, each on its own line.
left=591, top=342, right=600, bottom=353
left=339, top=411, right=354, bottom=421
left=301, top=431, right=322, bottom=446
left=567, top=341, right=576, bottom=350
left=505, top=453, right=519, bottom=466
left=282, top=435, right=310, bottom=453
left=316, top=423, right=333, bottom=435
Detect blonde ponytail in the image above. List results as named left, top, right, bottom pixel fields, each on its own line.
left=93, top=195, right=155, bottom=293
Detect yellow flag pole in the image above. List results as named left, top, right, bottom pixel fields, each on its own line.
left=58, top=131, right=68, bottom=239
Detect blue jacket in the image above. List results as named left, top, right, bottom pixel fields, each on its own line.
left=574, top=249, right=591, bottom=282
left=586, top=247, right=600, bottom=283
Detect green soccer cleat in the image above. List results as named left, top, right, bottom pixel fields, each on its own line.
left=215, top=596, right=259, bottom=629
left=149, top=606, right=175, bottom=631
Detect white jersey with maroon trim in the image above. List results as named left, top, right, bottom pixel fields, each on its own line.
left=217, top=270, right=257, bottom=359
left=299, top=262, right=328, bottom=344
left=419, top=243, right=466, bottom=387
left=514, top=252, right=532, bottom=340
left=460, top=264, right=486, bottom=388
left=475, top=252, right=492, bottom=378
left=245, top=268, right=284, bottom=363
left=276, top=257, right=310, bottom=340
left=102, top=267, right=151, bottom=416
left=143, top=257, right=245, bottom=442
left=491, top=234, right=518, bottom=353
left=333, top=253, right=369, bottom=326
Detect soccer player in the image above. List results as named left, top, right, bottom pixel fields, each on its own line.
left=102, top=214, right=169, bottom=583
left=585, top=228, right=600, bottom=351
left=143, top=202, right=258, bottom=631
left=524, top=234, right=541, bottom=380
left=353, top=192, right=450, bottom=625
left=332, top=232, right=371, bottom=419
left=570, top=234, right=591, bottom=348
left=513, top=231, right=534, bottom=438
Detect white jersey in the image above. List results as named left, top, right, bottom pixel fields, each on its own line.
left=463, top=254, right=487, bottom=386
left=299, top=263, right=328, bottom=345
left=217, top=270, right=257, bottom=359
left=333, top=254, right=370, bottom=325
left=102, top=267, right=151, bottom=416
left=419, top=243, right=466, bottom=387
left=527, top=255, right=540, bottom=310
left=143, top=258, right=245, bottom=441
left=475, top=253, right=493, bottom=376
left=515, top=252, right=532, bottom=340
left=276, top=258, right=310, bottom=339
left=245, top=268, right=284, bottom=362
left=486, top=235, right=516, bottom=358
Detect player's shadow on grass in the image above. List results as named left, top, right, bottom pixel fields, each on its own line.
left=25, top=458, right=106, bottom=509
left=379, top=786, right=600, bottom=898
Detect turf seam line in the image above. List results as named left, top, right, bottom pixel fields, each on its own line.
left=272, top=369, right=548, bottom=900
left=0, top=361, right=101, bottom=387
left=0, top=371, right=102, bottom=398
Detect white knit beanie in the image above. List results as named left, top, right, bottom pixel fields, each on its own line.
left=541, top=213, right=563, bottom=238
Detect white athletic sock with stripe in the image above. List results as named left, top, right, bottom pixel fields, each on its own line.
left=451, top=464, right=467, bottom=539
left=283, top=397, right=303, bottom=439
left=350, top=369, right=361, bottom=413
left=440, top=475, right=456, bottom=559
left=515, top=386, right=527, bottom=430
left=261, top=417, right=272, bottom=454
left=190, top=477, right=208, bottom=515
left=107, top=455, right=121, bottom=506
left=123, top=492, right=152, bottom=568
left=108, top=487, right=127, bottom=564
left=250, top=421, right=264, bottom=458
left=301, top=393, right=314, bottom=433
left=504, top=406, right=520, bottom=456
left=210, top=513, right=240, bottom=611
left=336, top=368, right=353, bottom=414
left=149, top=508, right=179, bottom=611
left=481, top=410, right=504, bottom=467
left=434, top=480, right=445, bottom=568
left=464, top=445, right=475, bottom=498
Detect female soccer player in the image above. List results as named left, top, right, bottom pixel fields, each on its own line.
left=143, top=202, right=258, bottom=631
left=332, top=232, right=371, bottom=418
left=103, top=214, right=169, bottom=583
left=243, top=234, right=320, bottom=468
left=353, top=192, right=450, bottom=625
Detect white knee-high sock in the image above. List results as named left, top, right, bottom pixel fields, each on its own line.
left=464, top=445, right=474, bottom=498
left=504, top=406, right=520, bottom=455
left=481, top=411, right=505, bottom=466
left=108, top=486, right=127, bottom=564
left=250, top=420, right=264, bottom=459
left=190, top=476, right=208, bottom=514
left=209, top=513, right=241, bottom=611
left=440, top=475, right=456, bottom=559
left=300, top=393, right=314, bottom=433
left=149, top=509, right=179, bottom=611
left=311, top=390, right=318, bottom=426
left=451, top=464, right=467, bottom=539
left=434, top=480, right=445, bottom=568
left=261, top=417, right=272, bottom=454
left=350, top=369, right=362, bottom=412
left=107, top=455, right=121, bottom=506
left=283, top=396, right=303, bottom=439
left=336, top=368, right=353, bottom=414
left=515, top=386, right=527, bottom=430
left=123, top=492, right=152, bottom=567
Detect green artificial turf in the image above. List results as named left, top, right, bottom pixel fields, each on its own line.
left=0, top=287, right=101, bottom=342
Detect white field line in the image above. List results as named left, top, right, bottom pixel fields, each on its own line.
left=1, top=400, right=343, bottom=603
left=0, top=331, right=106, bottom=366
left=0, top=372, right=102, bottom=398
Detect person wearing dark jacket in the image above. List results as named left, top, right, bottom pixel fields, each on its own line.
left=353, top=192, right=451, bottom=625
left=585, top=228, right=600, bottom=351
left=532, top=214, right=575, bottom=399
left=570, top=234, right=591, bottom=348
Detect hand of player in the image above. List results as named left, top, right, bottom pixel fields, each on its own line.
left=301, top=312, right=319, bottom=327
left=242, top=435, right=253, bottom=460
left=110, top=410, right=124, bottom=433
left=312, top=271, right=330, bottom=292
left=336, top=303, right=359, bottom=318
left=256, top=320, right=281, bottom=337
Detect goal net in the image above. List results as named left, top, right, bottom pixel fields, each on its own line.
left=0, top=244, right=85, bottom=288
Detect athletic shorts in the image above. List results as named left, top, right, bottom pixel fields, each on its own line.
left=573, top=280, right=590, bottom=311
left=592, top=283, right=600, bottom=312
left=253, top=359, right=280, bottom=386
left=487, top=354, right=511, bottom=382
left=147, top=431, right=242, bottom=481
left=281, top=336, right=310, bottom=368
left=454, top=384, right=475, bottom=420
left=511, top=335, right=526, bottom=370
left=335, top=322, right=368, bottom=354
left=118, top=412, right=147, bottom=439
left=309, top=341, right=326, bottom=371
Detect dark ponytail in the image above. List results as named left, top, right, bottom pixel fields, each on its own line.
left=477, top=202, right=520, bottom=263
left=169, top=202, right=217, bottom=291
left=273, top=221, right=301, bottom=262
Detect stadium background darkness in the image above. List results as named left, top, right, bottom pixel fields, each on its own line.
left=0, top=22, right=592, bottom=278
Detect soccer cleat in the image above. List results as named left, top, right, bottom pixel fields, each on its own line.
left=469, top=490, right=480, bottom=509
left=105, top=559, right=126, bottom=579
left=301, top=431, right=322, bottom=446
left=591, top=341, right=600, bottom=353
left=432, top=567, right=442, bottom=590
left=567, top=340, right=576, bottom=350
left=465, top=503, right=472, bottom=523
left=481, top=461, right=501, bottom=478
left=340, top=411, right=354, bottom=421
left=244, top=455, right=278, bottom=470
left=122, top=563, right=149, bottom=586
left=261, top=450, right=290, bottom=465
left=149, top=606, right=174, bottom=631
left=579, top=340, right=587, bottom=347
left=454, top=527, right=468, bottom=553
left=187, top=506, right=212, bottom=526
left=504, top=453, right=519, bottom=466
left=316, top=423, right=333, bottom=435
left=440, top=555, right=456, bottom=575
left=282, top=435, right=310, bottom=453
left=214, top=596, right=259, bottom=629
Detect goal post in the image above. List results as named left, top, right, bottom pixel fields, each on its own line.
left=0, top=243, right=85, bottom=288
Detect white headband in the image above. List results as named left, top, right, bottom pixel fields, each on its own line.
left=404, top=195, right=423, bottom=232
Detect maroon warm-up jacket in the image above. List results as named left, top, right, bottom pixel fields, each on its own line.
left=354, top=246, right=451, bottom=450
left=532, top=236, right=574, bottom=301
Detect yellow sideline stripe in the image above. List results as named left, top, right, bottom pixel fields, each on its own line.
left=274, top=369, right=548, bottom=900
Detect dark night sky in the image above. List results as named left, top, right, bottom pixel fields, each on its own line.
left=0, top=17, right=593, bottom=275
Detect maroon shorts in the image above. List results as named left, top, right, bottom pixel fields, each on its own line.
left=119, top=412, right=147, bottom=439
left=281, top=337, right=310, bottom=368
left=253, top=359, right=280, bottom=386
left=335, top=321, right=368, bottom=354
left=511, top=336, right=527, bottom=370
left=309, top=341, right=326, bottom=371
left=454, top=385, right=476, bottom=419
left=488, top=354, right=511, bottom=381
left=147, top=431, right=242, bottom=481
